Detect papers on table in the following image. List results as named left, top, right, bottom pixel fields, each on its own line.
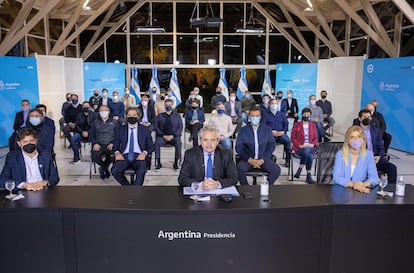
left=183, top=185, right=240, bottom=197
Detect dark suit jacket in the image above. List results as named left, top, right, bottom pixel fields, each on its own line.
left=44, top=117, right=56, bottom=136
left=224, top=101, right=242, bottom=118
left=178, top=146, right=237, bottom=187
left=154, top=111, right=183, bottom=137
left=13, top=111, right=27, bottom=131
left=112, top=124, right=155, bottom=158
left=185, top=108, right=205, bottom=127
left=138, top=104, right=156, bottom=124
left=281, top=98, right=299, bottom=116
left=0, top=151, right=59, bottom=188
left=368, top=125, right=385, bottom=158
left=235, top=124, right=275, bottom=161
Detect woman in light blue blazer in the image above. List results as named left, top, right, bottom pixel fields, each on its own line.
left=333, top=126, right=379, bottom=193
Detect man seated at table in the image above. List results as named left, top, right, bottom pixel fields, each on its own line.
left=0, top=128, right=59, bottom=190
left=112, top=107, right=154, bottom=186
left=236, top=107, right=281, bottom=185
left=178, top=126, right=237, bottom=189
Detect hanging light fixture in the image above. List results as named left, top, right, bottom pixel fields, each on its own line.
left=190, top=2, right=223, bottom=29
left=234, top=4, right=264, bottom=33
left=134, top=4, right=165, bottom=33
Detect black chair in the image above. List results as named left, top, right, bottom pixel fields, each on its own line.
left=235, top=154, right=276, bottom=185
left=124, top=168, right=136, bottom=184
left=316, top=142, right=344, bottom=184
left=288, top=150, right=318, bottom=181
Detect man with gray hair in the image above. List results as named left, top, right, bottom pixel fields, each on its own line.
left=178, top=126, right=238, bottom=189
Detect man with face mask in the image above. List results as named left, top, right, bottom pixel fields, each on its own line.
left=259, top=94, right=271, bottom=116
left=166, top=88, right=177, bottom=108
left=366, top=102, right=392, bottom=155
left=185, top=99, right=205, bottom=147
left=63, top=94, right=82, bottom=146
left=305, top=95, right=330, bottom=143
left=89, top=89, right=102, bottom=111
left=108, top=91, right=125, bottom=123
left=89, top=105, right=117, bottom=179
left=224, top=91, right=242, bottom=134
left=281, top=90, right=299, bottom=122
left=1, top=128, right=59, bottom=191
left=185, top=90, right=199, bottom=115
left=112, top=108, right=154, bottom=185
left=23, top=109, right=54, bottom=155
left=100, top=88, right=112, bottom=107
left=211, top=87, right=227, bottom=109
left=138, top=94, right=156, bottom=131
left=35, top=104, right=55, bottom=136
left=154, top=99, right=183, bottom=170
left=236, top=107, right=281, bottom=185
left=193, top=87, right=204, bottom=108
left=356, top=109, right=397, bottom=184
left=316, top=90, right=335, bottom=136
left=241, top=90, right=256, bottom=124
left=69, top=102, right=92, bottom=164
left=121, top=87, right=136, bottom=110
left=207, top=102, right=235, bottom=150
left=155, top=91, right=166, bottom=116
left=9, top=99, right=31, bottom=151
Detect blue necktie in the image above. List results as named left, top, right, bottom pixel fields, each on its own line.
left=206, top=153, right=213, bottom=178
left=128, top=128, right=134, bottom=161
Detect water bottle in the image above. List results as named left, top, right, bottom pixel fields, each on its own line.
left=395, top=176, right=405, bottom=197
left=260, top=176, right=269, bottom=201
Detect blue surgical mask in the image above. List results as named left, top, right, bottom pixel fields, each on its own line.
left=250, top=117, right=260, bottom=126
left=72, top=99, right=78, bottom=105
left=217, top=109, right=225, bottom=114
left=29, top=117, right=41, bottom=126
left=270, top=104, right=278, bottom=112
left=165, top=106, right=173, bottom=112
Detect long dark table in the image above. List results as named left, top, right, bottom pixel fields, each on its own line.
left=1, top=184, right=414, bottom=273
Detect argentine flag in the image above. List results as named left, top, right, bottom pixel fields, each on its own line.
left=149, top=67, right=160, bottom=102
left=261, top=68, right=272, bottom=96
left=169, top=68, right=182, bottom=106
left=130, top=66, right=141, bottom=104
left=218, top=68, right=229, bottom=100
left=237, top=67, right=248, bottom=100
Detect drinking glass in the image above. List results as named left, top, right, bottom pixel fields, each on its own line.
left=5, top=180, right=16, bottom=200
left=378, top=174, right=388, bottom=196
left=191, top=182, right=200, bottom=200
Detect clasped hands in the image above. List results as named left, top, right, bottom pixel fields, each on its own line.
left=248, top=158, right=264, bottom=169
left=22, top=181, right=48, bottom=191
left=349, top=181, right=371, bottom=193
left=201, top=178, right=219, bottom=190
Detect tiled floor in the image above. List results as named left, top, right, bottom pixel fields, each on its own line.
left=1, top=123, right=413, bottom=186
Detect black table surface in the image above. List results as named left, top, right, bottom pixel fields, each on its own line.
left=1, top=184, right=413, bottom=211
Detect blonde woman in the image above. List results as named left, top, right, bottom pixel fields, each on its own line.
left=333, top=126, right=379, bottom=193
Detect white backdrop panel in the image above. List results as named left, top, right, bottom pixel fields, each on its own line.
left=65, top=58, right=84, bottom=101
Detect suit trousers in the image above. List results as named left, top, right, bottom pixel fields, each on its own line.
left=111, top=157, right=147, bottom=185
left=237, top=159, right=281, bottom=185
left=377, top=158, right=397, bottom=184
left=155, top=136, right=181, bottom=162
left=275, top=135, right=291, bottom=161
left=92, top=145, right=112, bottom=170
left=186, top=123, right=203, bottom=147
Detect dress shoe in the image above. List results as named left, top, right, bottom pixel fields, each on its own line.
left=98, top=167, right=106, bottom=179
left=155, top=159, right=162, bottom=169
left=306, top=173, right=314, bottom=184
left=283, top=161, right=290, bottom=168
left=173, top=161, right=179, bottom=170
left=323, top=137, right=331, bottom=143
left=294, top=168, right=302, bottom=179
left=105, top=168, right=110, bottom=178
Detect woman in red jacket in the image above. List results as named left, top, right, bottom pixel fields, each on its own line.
left=291, top=108, right=319, bottom=183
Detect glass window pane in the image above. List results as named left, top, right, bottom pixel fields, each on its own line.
left=153, top=35, right=173, bottom=64
left=131, top=35, right=150, bottom=64
left=130, top=3, right=149, bottom=32
left=291, top=47, right=310, bottom=63
left=153, top=2, right=173, bottom=33
left=350, top=38, right=367, bottom=56
left=223, top=3, right=244, bottom=33
left=27, top=37, right=45, bottom=55
left=245, top=35, right=265, bottom=64
left=198, top=3, right=220, bottom=34
left=199, top=35, right=219, bottom=65
left=269, top=35, right=289, bottom=64
left=223, top=35, right=243, bottom=64
left=107, top=34, right=126, bottom=63
left=178, top=35, right=196, bottom=64
left=86, top=44, right=104, bottom=62
left=177, top=3, right=197, bottom=33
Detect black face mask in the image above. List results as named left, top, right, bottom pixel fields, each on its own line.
left=83, top=108, right=90, bottom=113
left=321, top=95, right=327, bottom=99
left=66, top=97, right=71, bottom=102
left=191, top=106, right=198, bottom=110
left=160, top=96, right=165, bottom=100
left=362, top=118, right=371, bottom=126
left=127, top=117, right=138, bottom=124
left=302, top=116, right=310, bottom=122
left=94, top=93, right=99, bottom=97
left=23, top=143, right=36, bottom=153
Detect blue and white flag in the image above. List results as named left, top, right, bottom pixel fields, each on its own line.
left=261, top=68, right=272, bottom=96
left=169, top=68, right=182, bottom=106
left=130, top=66, right=141, bottom=104
left=237, top=67, right=248, bottom=100
left=218, top=68, right=229, bottom=100
left=149, top=67, right=160, bottom=101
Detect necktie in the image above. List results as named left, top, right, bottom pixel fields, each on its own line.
left=128, top=128, right=134, bottom=161
left=206, top=153, right=213, bottom=178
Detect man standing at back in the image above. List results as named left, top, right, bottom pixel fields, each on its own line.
left=316, top=90, right=335, bottom=136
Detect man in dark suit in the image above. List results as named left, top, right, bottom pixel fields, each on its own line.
left=357, top=109, right=397, bottom=184
left=111, top=107, right=154, bottom=186
left=138, top=94, right=156, bottom=131
left=281, top=90, right=299, bottom=121
left=25, top=109, right=54, bottom=155
left=63, top=93, right=82, bottom=146
left=0, top=128, right=59, bottom=190
left=236, top=107, right=281, bottom=185
left=35, top=104, right=56, bottom=136
left=185, top=99, right=205, bottom=147
left=224, top=91, right=242, bottom=134
left=178, top=126, right=237, bottom=189
left=9, top=99, right=31, bottom=151
left=366, top=102, right=392, bottom=154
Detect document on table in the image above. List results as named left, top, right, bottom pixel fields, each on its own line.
left=183, top=186, right=240, bottom=196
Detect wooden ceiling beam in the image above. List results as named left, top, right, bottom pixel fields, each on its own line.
left=81, top=0, right=146, bottom=60
left=253, top=2, right=317, bottom=63
left=391, top=0, right=414, bottom=25
left=4, top=0, right=36, bottom=40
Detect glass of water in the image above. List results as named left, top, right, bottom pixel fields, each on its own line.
left=378, top=174, right=388, bottom=196
left=5, top=180, right=16, bottom=200
left=191, top=182, right=201, bottom=200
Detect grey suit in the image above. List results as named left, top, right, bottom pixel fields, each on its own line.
left=224, top=100, right=242, bottom=134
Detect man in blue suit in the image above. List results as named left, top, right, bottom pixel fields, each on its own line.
left=111, top=107, right=154, bottom=186
left=236, top=106, right=281, bottom=185
left=0, top=128, right=59, bottom=190
left=357, top=109, right=397, bottom=184
left=185, top=99, right=205, bottom=147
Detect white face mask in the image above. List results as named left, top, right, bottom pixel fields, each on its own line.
left=103, top=93, right=108, bottom=97
left=100, top=111, right=109, bottom=119
left=125, top=91, right=130, bottom=95
left=113, top=96, right=118, bottom=101
left=141, top=101, right=148, bottom=106
left=230, top=96, right=236, bottom=102
left=310, top=100, right=316, bottom=105
left=287, top=94, right=292, bottom=98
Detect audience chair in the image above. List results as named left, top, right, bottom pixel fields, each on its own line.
left=235, top=154, right=276, bottom=185
left=316, top=142, right=343, bottom=184
left=124, top=168, right=136, bottom=184
left=288, top=151, right=318, bottom=181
